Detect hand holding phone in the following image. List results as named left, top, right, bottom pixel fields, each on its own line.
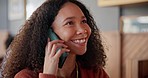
left=48, top=28, right=69, bottom=68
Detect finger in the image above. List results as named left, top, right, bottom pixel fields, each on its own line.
left=50, top=40, right=64, bottom=44
left=45, top=38, right=51, bottom=56
left=46, top=40, right=64, bottom=56
left=54, top=48, right=70, bottom=58
left=45, top=42, right=53, bottom=56
left=49, top=44, right=57, bottom=57
left=50, top=43, right=68, bottom=56
left=56, top=43, right=68, bottom=48
left=48, top=38, right=50, bottom=42
left=45, top=44, right=49, bottom=56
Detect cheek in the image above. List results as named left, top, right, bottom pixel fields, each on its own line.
left=88, top=28, right=91, bottom=35
left=86, top=26, right=91, bottom=36
left=57, top=30, right=75, bottom=41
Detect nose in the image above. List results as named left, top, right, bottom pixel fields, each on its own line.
left=76, top=26, right=87, bottom=35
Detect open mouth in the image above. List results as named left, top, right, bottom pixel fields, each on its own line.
left=71, top=38, right=86, bottom=44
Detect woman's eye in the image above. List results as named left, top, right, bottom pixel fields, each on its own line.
left=82, top=20, right=87, bottom=24
left=65, top=21, right=74, bottom=26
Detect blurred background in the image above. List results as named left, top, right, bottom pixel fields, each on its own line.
left=0, top=0, right=148, bottom=78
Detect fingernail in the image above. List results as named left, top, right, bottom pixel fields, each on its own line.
left=48, top=38, right=50, bottom=42
left=60, top=40, right=64, bottom=43
left=66, top=49, right=70, bottom=52
left=65, top=45, right=68, bottom=47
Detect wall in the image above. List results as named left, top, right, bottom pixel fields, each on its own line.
left=0, top=0, right=25, bottom=36
left=80, top=0, right=119, bottom=31
left=121, top=4, right=148, bottom=16
left=0, top=0, right=8, bottom=30
left=122, top=33, right=148, bottom=78
left=121, top=3, right=148, bottom=78
left=0, top=0, right=48, bottom=36
left=1, top=0, right=147, bottom=34
left=0, top=0, right=120, bottom=35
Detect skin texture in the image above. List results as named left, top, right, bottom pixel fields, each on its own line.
left=1, top=0, right=107, bottom=78
left=43, top=2, right=91, bottom=77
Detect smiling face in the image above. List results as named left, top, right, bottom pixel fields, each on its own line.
left=52, top=2, right=91, bottom=55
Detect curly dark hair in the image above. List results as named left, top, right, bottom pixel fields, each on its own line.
left=1, top=0, right=107, bottom=78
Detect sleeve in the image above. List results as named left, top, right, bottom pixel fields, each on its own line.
left=14, top=70, right=36, bottom=78
left=39, top=73, right=56, bottom=78
left=14, top=69, right=57, bottom=78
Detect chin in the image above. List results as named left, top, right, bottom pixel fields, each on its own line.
left=78, top=52, right=86, bottom=55
left=76, top=49, right=87, bottom=55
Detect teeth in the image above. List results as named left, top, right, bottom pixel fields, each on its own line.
left=72, top=39, right=86, bottom=44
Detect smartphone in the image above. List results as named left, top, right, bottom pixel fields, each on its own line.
left=48, top=28, right=69, bottom=68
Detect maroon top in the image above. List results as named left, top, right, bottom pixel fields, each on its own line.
left=15, top=66, right=109, bottom=78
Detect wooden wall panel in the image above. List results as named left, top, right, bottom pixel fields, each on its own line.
left=122, top=33, right=148, bottom=78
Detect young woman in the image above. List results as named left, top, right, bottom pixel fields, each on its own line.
left=1, top=0, right=109, bottom=78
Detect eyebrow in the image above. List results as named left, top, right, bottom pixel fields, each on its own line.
left=63, top=16, right=86, bottom=22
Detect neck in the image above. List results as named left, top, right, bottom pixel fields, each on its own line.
left=58, top=53, right=76, bottom=77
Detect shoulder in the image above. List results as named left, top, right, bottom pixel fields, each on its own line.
left=97, top=67, right=109, bottom=78
left=14, top=68, right=38, bottom=78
